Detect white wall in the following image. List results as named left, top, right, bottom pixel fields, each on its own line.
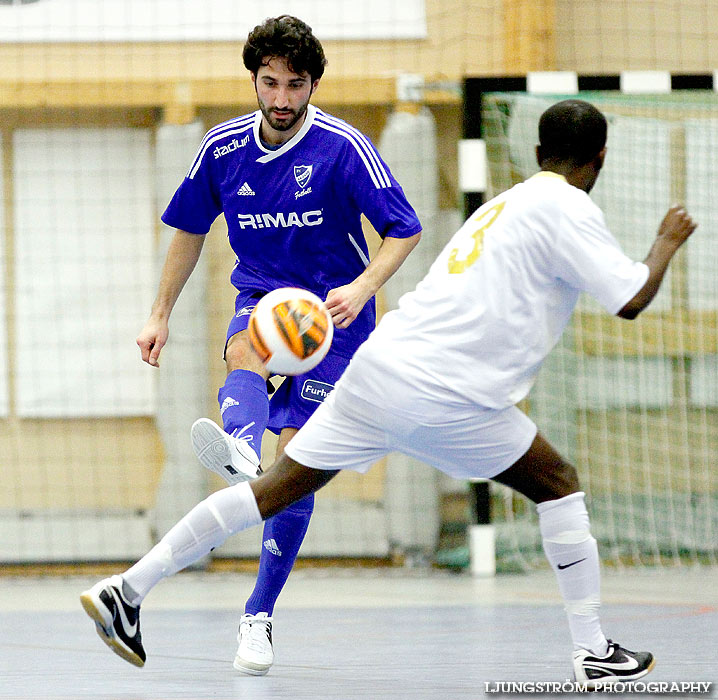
left=0, top=133, right=7, bottom=417
left=13, top=128, right=156, bottom=417
left=0, top=0, right=427, bottom=41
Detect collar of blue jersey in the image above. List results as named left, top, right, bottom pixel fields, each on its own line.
left=254, top=104, right=317, bottom=164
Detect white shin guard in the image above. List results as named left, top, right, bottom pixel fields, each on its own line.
left=537, top=492, right=608, bottom=656
left=122, top=482, right=262, bottom=604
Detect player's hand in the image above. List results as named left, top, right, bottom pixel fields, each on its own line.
left=136, top=317, right=169, bottom=367
left=325, top=281, right=373, bottom=329
left=657, top=204, right=697, bottom=248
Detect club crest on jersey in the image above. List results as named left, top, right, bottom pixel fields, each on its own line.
left=294, top=164, right=313, bottom=189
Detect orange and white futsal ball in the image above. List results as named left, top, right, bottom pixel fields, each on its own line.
left=248, top=287, right=333, bottom=375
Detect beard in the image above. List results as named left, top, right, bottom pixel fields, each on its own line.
left=258, top=99, right=309, bottom=133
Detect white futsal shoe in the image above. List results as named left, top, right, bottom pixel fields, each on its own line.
left=191, top=418, right=262, bottom=485
left=573, top=639, right=655, bottom=689
left=234, top=612, right=274, bottom=675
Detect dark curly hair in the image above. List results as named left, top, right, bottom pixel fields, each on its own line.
left=538, top=99, right=607, bottom=166
left=243, top=15, right=327, bottom=82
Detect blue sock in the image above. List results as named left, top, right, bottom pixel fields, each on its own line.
left=218, top=369, right=269, bottom=460
left=245, top=493, right=315, bottom=615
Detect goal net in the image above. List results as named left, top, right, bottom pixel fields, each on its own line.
left=482, top=91, right=718, bottom=568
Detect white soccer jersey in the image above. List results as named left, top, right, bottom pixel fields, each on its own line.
left=350, top=171, right=649, bottom=410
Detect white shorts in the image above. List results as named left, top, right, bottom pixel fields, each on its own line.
left=285, top=374, right=537, bottom=481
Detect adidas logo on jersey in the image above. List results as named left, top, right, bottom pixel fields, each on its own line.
left=263, top=538, right=282, bottom=556
left=237, top=182, right=255, bottom=196
left=213, top=134, right=249, bottom=159
left=220, top=397, right=240, bottom=415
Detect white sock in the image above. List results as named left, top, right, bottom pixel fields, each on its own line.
left=537, top=491, right=608, bottom=656
left=122, top=482, right=262, bottom=605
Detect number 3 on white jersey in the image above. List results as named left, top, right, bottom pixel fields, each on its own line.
left=447, top=201, right=505, bottom=274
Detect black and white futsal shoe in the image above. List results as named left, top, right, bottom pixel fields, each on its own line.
left=80, top=575, right=146, bottom=667
left=573, top=639, right=655, bottom=688
left=191, top=417, right=262, bottom=485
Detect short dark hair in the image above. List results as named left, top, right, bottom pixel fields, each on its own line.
left=538, top=100, right=607, bottom=165
left=243, top=15, right=327, bottom=82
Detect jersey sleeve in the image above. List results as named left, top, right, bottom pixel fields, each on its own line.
left=161, top=137, right=223, bottom=235
left=338, top=136, right=422, bottom=239
left=552, top=202, right=649, bottom=315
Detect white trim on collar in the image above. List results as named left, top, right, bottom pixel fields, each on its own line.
left=254, top=104, right=317, bottom=163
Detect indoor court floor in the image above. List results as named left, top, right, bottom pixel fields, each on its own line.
left=2, top=566, right=716, bottom=699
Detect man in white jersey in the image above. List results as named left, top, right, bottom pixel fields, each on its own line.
left=81, top=100, right=696, bottom=686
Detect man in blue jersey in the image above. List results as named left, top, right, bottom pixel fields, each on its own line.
left=133, top=15, right=421, bottom=675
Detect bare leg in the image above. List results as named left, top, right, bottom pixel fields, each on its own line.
left=225, top=329, right=271, bottom=376
left=492, top=431, right=580, bottom=503
left=276, top=427, right=298, bottom=455
left=251, top=452, right=338, bottom=519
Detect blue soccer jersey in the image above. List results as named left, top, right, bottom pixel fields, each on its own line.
left=162, top=104, right=421, bottom=357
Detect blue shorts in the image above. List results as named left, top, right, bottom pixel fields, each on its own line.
left=226, top=289, right=354, bottom=434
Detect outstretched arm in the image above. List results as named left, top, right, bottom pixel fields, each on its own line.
left=325, top=231, right=422, bottom=328
left=136, top=229, right=206, bottom=366
left=617, top=205, right=697, bottom=320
